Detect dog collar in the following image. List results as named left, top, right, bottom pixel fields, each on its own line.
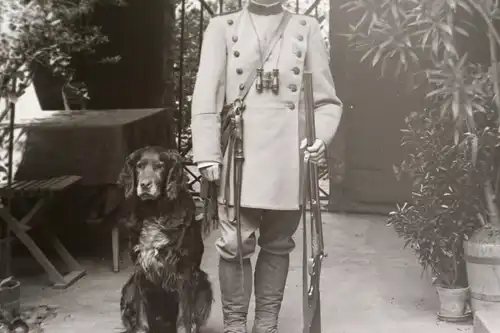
left=247, top=1, right=283, bottom=15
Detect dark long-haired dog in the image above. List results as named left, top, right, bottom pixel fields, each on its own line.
left=117, top=146, right=213, bottom=333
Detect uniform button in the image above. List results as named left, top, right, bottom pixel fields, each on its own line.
left=287, top=102, right=295, bottom=110
left=289, top=84, right=297, bottom=92
left=232, top=36, right=238, bottom=42
left=296, top=50, right=302, bottom=58
left=236, top=68, right=243, bottom=74
left=234, top=50, right=240, bottom=57
left=239, top=83, right=245, bottom=90
left=292, top=67, right=300, bottom=75
left=300, top=20, right=306, bottom=26
left=227, top=19, right=234, bottom=25
left=297, top=34, right=304, bottom=41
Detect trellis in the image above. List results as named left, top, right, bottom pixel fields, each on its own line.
left=176, top=0, right=329, bottom=201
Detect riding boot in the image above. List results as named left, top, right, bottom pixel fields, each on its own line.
left=252, top=250, right=290, bottom=333
left=219, top=256, right=253, bottom=333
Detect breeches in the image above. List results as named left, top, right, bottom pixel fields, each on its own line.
left=215, top=203, right=301, bottom=261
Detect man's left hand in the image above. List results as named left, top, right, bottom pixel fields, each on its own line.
left=300, top=138, right=327, bottom=165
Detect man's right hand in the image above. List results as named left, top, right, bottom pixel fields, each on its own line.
left=199, top=164, right=220, bottom=183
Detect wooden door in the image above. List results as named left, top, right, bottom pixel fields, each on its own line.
left=327, top=0, right=423, bottom=214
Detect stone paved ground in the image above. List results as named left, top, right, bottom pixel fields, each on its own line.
left=17, top=213, right=473, bottom=333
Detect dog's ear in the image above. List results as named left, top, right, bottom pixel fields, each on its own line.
left=161, top=149, right=187, bottom=200
left=118, top=149, right=141, bottom=199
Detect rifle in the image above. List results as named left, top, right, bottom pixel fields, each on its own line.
left=302, top=72, right=326, bottom=333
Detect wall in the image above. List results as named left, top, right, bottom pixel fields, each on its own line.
left=328, top=0, right=421, bottom=214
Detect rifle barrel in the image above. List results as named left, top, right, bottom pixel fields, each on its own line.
left=302, top=71, right=324, bottom=333
left=303, top=73, right=316, bottom=146
left=303, top=72, right=324, bottom=253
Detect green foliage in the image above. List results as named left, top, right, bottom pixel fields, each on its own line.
left=342, top=0, right=500, bottom=287
left=0, top=0, right=124, bottom=104
left=388, top=108, right=496, bottom=287
left=341, top=0, right=500, bottom=127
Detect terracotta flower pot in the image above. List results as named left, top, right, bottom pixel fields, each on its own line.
left=0, top=278, right=21, bottom=317
left=436, top=285, right=471, bottom=322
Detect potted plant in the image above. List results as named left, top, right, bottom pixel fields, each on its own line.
left=388, top=108, right=492, bottom=321
left=341, top=0, right=500, bottom=320
left=0, top=276, right=20, bottom=318
left=0, top=275, right=30, bottom=332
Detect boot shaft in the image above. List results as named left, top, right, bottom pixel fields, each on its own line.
left=219, top=257, right=253, bottom=333
left=253, top=251, right=290, bottom=333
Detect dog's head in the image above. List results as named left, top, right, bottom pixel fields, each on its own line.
left=117, top=146, right=186, bottom=201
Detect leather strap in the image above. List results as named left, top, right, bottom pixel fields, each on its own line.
left=235, top=10, right=292, bottom=103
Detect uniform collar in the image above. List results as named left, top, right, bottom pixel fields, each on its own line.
left=247, top=0, right=283, bottom=15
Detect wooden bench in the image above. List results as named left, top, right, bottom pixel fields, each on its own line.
left=0, top=175, right=86, bottom=289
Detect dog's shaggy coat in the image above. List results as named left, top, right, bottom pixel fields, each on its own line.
left=117, top=146, right=212, bottom=333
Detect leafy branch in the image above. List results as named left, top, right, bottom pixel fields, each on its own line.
left=0, top=0, right=125, bottom=104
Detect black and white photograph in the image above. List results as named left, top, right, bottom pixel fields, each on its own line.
left=0, top=0, right=499, bottom=332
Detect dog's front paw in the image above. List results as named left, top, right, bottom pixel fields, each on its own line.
left=182, top=324, right=201, bottom=333
left=177, top=322, right=200, bottom=333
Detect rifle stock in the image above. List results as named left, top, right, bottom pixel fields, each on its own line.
left=302, top=72, right=325, bottom=333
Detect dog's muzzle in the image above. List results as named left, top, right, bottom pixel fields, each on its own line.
left=137, top=179, right=160, bottom=200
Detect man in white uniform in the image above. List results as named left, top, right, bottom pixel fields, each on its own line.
left=190, top=0, right=343, bottom=331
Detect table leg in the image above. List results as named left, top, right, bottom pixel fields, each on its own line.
left=0, top=235, right=12, bottom=278
left=111, top=225, right=120, bottom=273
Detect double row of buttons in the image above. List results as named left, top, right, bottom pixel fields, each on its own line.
left=227, top=16, right=307, bottom=110
left=285, top=20, right=307, bottom=110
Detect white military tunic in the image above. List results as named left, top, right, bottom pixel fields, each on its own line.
left=191, top=7, right=343, bottom=210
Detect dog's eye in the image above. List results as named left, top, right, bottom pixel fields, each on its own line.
left=136, top=161, right=147, bottom=169
left=152, top=162, right=164, bottom=170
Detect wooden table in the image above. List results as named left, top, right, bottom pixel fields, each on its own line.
left=3, top=109, right=173, bottom=185
left=0, top=108, right=173, bottom=286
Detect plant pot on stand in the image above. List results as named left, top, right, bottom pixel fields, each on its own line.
left=435, top=285, right=471, bottom=322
